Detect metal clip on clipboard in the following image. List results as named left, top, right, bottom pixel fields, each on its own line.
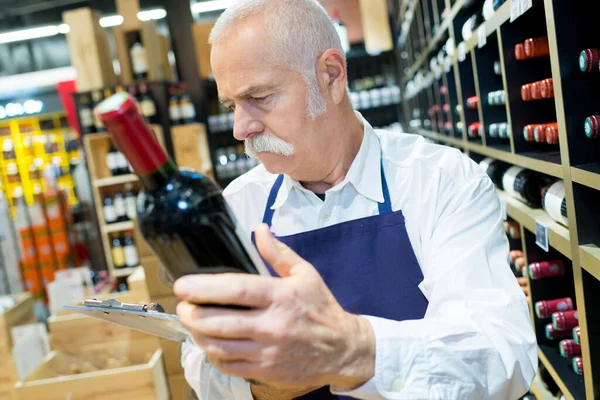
left=64, top=298, right=190, bottom=343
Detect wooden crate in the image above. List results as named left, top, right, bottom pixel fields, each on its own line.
left=192, top=23, right=214, bottom=79
left=14, top=339, right=168, bottom=400
left=62, top=8, right=117, bottom=91
left=141, top=256, right=174, bottom=298
left=171, top=123, right=215, bottom=179
left=167, top=374, right=191, bottom=400
left=159, top=337, right=183, bottom=376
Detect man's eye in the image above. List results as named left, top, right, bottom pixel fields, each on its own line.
left=253, top=95, right=271, bottom=103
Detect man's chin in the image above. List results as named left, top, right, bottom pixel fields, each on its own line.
left=257, top=152, right=294, bottom=175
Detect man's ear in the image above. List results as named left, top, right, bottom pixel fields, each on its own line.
left=316, top=49, right=347, bottom=105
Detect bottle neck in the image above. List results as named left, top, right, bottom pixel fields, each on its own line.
left=139, top=158, right=178, bottom=191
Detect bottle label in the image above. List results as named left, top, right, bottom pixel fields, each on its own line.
left=124, top=245, right=139, bottom=267
left=141, top=100, right=156, bottom=117
left=114, top=198, right=126, bottom=217
left=112, top=246, right=126, bottom=267
left=170, top=103, right=181, bottom=121
left=180, top=102, right=196, bottom=120
left=106, top=152, right=117, bottom=171
left=117, top=152, right=129, bottom=170
left=104, top=205, right=117, bottom=223
left=80, top=108, right=94, bottom=127
left=125, top=197, right=137, bottom=220
left=131, top=47, right=148, bottom=75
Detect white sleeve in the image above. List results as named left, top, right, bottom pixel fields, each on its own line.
left=181, top=337, right=254, bottom=400
left=333, top=177, right=537, bottom=400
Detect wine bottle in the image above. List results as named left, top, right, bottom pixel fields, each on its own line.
left=78, top=93, right=95, bottom=134
left=502, top=166, right=547, bottom=207
left=111, top=235, right=126, bottom=269
left=559, top=339, right=581, bottom=358
left=96, top=92, right=270, bottom=284
left=106, top=143, right=119, bottom=176
left=479, top=157, right=509, bottom=189
left=114, top=191, right=128, bottom=222
left=138, top=82, right=157, bottom=124
left=103, top=196, right=117, bottom=224
left=584, top=115, right=600, bottom=139
left=573, top=326, right=581, bottom=344
left=124, top=184, right=137, bottom=221
left=178, top=83, right=197, bottom=124
left=169, top=85, right=181, bottom=126
left=573, top=356, right=583, bottom=375
left=331, top=9, right=350, bottom=54
left=545, top=323, right=573, bottom=341
left=524, top=37, right=550, bottom=58
left=535, top=297, right=573, bottom=319
left=542, top=180, right=568, bottom=226
left=580, top=48, right=600, bottom=73
left=552, top=310, right=578, bottom=330
left=123, top=232, right=139, bottom=268
left=130, top=35, right=148, bottom=80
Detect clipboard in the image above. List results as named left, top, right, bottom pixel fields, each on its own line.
left=64, top=299, right=190, bottom=343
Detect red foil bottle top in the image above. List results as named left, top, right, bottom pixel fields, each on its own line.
left=523, top=125, right=535, bottom=142
left=524, top=37, right=550, bottom=58
left=533, top=124, right=547, bottom=143
left=584, top=115, right=600, bottom=139
left=433, top=105, right=441, bottom=113
left=467, top=96, right=479, bottom=109
left=528, top=260, right=565, bottom=280
left=579, top=49, right=600, bottom=72
left=437, top=120, right=443, bottom=130
left=468, top=122, right=481, bottom=138
left=573, top=326, right=581, bottom=344
left=530, top=82, right=542, bottom=100
left=521, top=84, right=532, bottom=101
left=572, top=356, right=584, bottom=375
left=443, top=103, right=451, bottom=113
left=515, top=43, right=526, bottom=61
left=559, top=339, right=581, bottom=357
left=96, top=93, right=169, bottom=175
left=545, top=123, right=559, bottom=145
left=540, top=78, right=554, bottom=98
left=552, top=310, right=579, bottom=330
left=444, top=121, right=452, bottom=132
left=440, top=86, right=448, bottom=95
left=535, top=297, right=573, bottom=319
left=545, top=323, right=573, bottom=340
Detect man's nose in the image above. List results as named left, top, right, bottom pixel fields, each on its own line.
left=233, top=106, right=264, bottom=141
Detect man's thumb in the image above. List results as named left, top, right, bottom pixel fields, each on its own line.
left=255, top=223, right=310, bottom=278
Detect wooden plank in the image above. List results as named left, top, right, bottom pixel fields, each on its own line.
left=116, top=0, right=141, bottom=31
left=192, top=23, right=215, bottom=79
left=93, top=174, right=139, bottom=188
left=571, top=167, right=600, bottom=192
left=359, top=0, right=393, bottom=54
left=537, top=349, right=575, bottom=400
left=167, top=374, right=188, bottom=400
left=171, top=123, right=215, bottom=178
left=159, top=337, right=183, bottom=376
left=580, top=245, right=600, bottom=282
left=0, top=292, right=34, bottom=351
left=102, top=221, right=135, bottom=234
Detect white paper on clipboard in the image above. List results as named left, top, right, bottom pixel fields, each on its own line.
left=64, top=301, right=190, bottom=343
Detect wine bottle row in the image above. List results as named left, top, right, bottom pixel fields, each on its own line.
left=215, top=145, right=261, bottom=180
left=106, top=142, right=133, bottom=177
left=110, top=232, right=139, bottom=269
left=515, top=37, right=550, bottom=61
left=523, top=122, right=559, bottom=145
left=349, top=85, right=402, bottom=111
left=103, top=184, right=138, bottom=225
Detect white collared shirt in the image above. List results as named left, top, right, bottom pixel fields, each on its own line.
left=181, top=116, right=537, bottom=399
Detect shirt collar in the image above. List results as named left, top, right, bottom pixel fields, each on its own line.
left=271, top=113, right=383, bottom=210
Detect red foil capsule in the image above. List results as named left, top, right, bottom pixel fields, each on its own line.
left=515, top=43, right=526, bottom=60
left=523, top=125, right=535, bottom=141
left=468, top=122, right=481, bottom=138
left=467, top=96, right=479, bottom=109
left=440, top=86, right=448, bottom=95
left=521, top=84, right=532, bottom=101
left=579, top=49, right=600, bottom=72
left=533, top=124, right=547, bottom=143
left=535, top=297, right=573, bottom=319
left=573, top=326, right=581, bottom=344
left=559, top=339, right=581, bottom=358
left=540, top=79, right=554, bottom=98
left=545, top=124, right=559, bottom=145
left=528, top=260, right=565, bottom=280
left=524, top=37, right=550, bottom=58
left=443, top=103, right=451, bottom=113
left=530, top=82, right=542, bottom=100
left=573, top=356, right=584, bottom=375
left=433, top=105, right=441, bottom=113
left=584, top=115, right=600, bottom=139
left=545, top=323, right=573, bottom=340
left=553, top=310, right=579, bottom=331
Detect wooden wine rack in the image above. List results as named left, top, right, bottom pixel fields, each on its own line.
left=399, top=0, right=600, bottom=399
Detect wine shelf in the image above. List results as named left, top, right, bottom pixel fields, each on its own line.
left=93, top=174, right=139, bottom=188
left=579, top=245, right=600, bottom=282
left=402, top=0, right=599, bottom=397
left=112, top=266, right=140, bottom=278
left=102, top=221, right=135, bottom=234
left=497, top=190, right=571, bottom=260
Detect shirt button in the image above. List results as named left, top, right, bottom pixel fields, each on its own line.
left=392, top=378, right=404, bottom=391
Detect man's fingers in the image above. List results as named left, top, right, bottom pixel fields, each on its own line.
left=174, top=273, right=274, bottom=308
left=177, top=301, right=264, bottom=339
left=254, top=223, right=313, bottom=278
left=191, top=332, right=261, bottom=361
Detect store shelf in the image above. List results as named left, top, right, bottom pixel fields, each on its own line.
left=93, top=174, right=138, bottom=188
left=417, top=130, right=564, bottom=178
left=112, top=267, right=139, bottom=278
left=497, top=190, right=571, bottom=259
left=101, top=221, right=135, bottom=234
left=580, top=245, right=600, bottom=282
left=538, top=345, right=584, bottom=400
left=571, top=167, right=600, bottom=192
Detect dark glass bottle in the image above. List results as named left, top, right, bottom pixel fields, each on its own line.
left=114, top=191, right=128, bottom=222
left=103, top=196, right=117, bottom=224
left=96, top=93, right=268, bottom=285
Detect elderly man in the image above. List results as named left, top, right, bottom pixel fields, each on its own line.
left=175, top=0, right=537, bottom=399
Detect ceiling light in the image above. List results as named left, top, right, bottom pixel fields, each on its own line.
left=99, top=15, right=124, bottom=28
left=0, top=25, right=59, bottom=44
left=191, top=0, right=234, bottom=14
left=57, top=24, right=70, bottom=34
left=137, top=8, right=167, bottom=21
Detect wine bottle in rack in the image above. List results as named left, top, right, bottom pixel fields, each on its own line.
left=552, top=310, right=578, bottom=330
left=78, top=93, right=95, bottom=134
left=542, top=180, right=568, bottom=226
left=138, top=82, right=157, bottom=124
left=524, top=37, right=550, bottom=58
left=103, top=196, right=117, bottom=224
left=130, top=35, right=148, bottom=80
left=545, top=323, right=573, bottom=341
left=504, top=220, right=521, bottom=239
left=535, top=297, right=573, bottom=319
left=502, top=166, right=547, bottom=207
left=515, top=43, right=526, bottom=61
left=123, top=232, right=139, bottom=268
left=479, top=157, right=509, bottom=189
left=114, top=191, right=128, bottom=222
left=466, top=96, right=479, bottom=110
left=544, top=123, right=559, bottom=144
left=124, top=184, right=137, bottom=221
left=493, top=61, right=502, bottom=75
left=169, top=85, right=181, bottom=126
left=106, top=143, right=119, bottom=176
left=559, top=339, right=581, bottom=358
left=584, top=115, right=600, bottom=139
left=579, top=48, right=600, bottom=73
left=468, top=122, right=481, bottom=138
left=573, top=356, right=583, bottom=375
left=111, top=235, right=126, bottom=269
left=573, top=326, right=581, bottom=344
left=96, top=92, right=270, bottom=283
left=92, top=90, right=105, bottom=132
left=178, top=83, right=197, bottom=124
left=528, top=260, right=565, bottom=280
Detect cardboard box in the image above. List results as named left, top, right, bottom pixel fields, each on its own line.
left=192, top=23, right=215, bottom=79
left=160, top=338, right=183, bottom=376
left=141, top=256, right=174, bottom=298
left=167, top=374, right=191, bottom=400
left=171, top=123, right=215, bottom=179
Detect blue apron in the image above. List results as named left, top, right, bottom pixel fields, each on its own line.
left=253, top=156, right=428, bottom=399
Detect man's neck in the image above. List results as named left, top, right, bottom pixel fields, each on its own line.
left=300, top=110, right=364, bottom=195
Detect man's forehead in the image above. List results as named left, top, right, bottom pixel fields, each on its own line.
left=218, top=83, right=276, bottom=103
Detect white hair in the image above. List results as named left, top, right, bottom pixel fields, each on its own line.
left=209, top=0, right=345, bottom=119
left=245, top=133, right=295, bottom=158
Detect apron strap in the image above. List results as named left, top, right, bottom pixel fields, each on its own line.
left=261, top=174, right=284, bottom=226
left=261, top=150, right=393, bottom=226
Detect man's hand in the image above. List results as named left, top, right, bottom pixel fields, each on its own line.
left=250, top=383, right=319, bottom=400
left=174, top=224, right=375, bottom=391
